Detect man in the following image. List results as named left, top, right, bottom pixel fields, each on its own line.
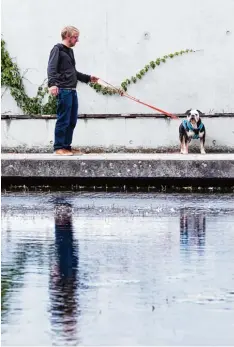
left=47, top=26, right=98, bottom=155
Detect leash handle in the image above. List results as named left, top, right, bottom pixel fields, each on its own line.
left=97, top=79, right=178, bottom=119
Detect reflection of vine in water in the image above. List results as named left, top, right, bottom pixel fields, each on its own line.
left=1, top=243, right=45, bottom=320
left=1, top=39, right=195, bottom=115
left=1, top=247, right=28, bottom=317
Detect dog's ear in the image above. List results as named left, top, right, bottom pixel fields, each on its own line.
left=185, top=109, right=192, bottom=115
left=197, top=110, right=203, bottom=116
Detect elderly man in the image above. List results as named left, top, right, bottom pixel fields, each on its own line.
left=47, top=26, right=98, bottom=155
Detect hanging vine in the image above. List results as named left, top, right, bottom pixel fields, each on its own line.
left=1, top=39, right=194, bottom=115
left=90, top=49, right=195, bottom=95
left=1, top=39, right=56, bottom=115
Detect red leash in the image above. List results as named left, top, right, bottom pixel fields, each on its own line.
left=98, top=79, right=178, bottom=119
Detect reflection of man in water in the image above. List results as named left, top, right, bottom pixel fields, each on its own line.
left=49, top=202, right=79, bottom=343
left=180, top=208, right=206, bottom=252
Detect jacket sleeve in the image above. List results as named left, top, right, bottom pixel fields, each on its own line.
left=47, top=46, right=60, bottom=87
left=76, top=70, right=91, bottom=83
left=70, top=49, right=91, bottom=83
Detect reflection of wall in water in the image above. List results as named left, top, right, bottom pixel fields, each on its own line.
left=49, top=203, right=79, bottom=344
left=180, top=208, right=206, bottom=252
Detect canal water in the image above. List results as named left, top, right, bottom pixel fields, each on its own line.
left=1, top=192, right=234, bottom=346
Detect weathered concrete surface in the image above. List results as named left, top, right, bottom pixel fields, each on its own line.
left=1, top=153, right=234, bottom=179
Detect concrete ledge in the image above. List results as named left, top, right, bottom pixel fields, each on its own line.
left=2, top=113, right=234, bottom=119
left=2, top=116, right=234, bottom=154
left=1, top=153, right=234, bottom=179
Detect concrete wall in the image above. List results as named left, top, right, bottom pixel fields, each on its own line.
left=1, top=0, right=234, bottom=115
left=2, top=116, right=234, bottom=153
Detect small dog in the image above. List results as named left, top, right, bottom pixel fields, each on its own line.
left=179, top=109, right=206, bottom=154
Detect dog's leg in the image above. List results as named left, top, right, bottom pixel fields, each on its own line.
left=180, top=138, right=184, bottom=154
left=181, top=137, right=189, bottom=154
left=180, top=143, right=183, bottom=154
left=180, top=137, right=186, bottom=154
left=200, top=140, right=206, bottom=154
left=199, top=132, right=206, bottom=154
left=179, top=125, right=185, bottom=154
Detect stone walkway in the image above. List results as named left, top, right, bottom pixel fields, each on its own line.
left=1, top=153, right=234, bottom=178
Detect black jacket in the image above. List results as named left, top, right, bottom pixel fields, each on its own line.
left=47, top=43, right=91, bottom=88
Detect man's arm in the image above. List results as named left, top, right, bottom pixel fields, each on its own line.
left=76, top=71, right=91, bottom=83
left=76, top=71, right=99, bottom=84
left=47, top=46, right=60, bottom=87
left=71, top=49, right=98, bottom=84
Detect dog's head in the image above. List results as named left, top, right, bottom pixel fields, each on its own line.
left=185, top=109, right=203, bottom=125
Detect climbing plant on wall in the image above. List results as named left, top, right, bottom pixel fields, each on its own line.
left=90, top=49, right=195, bottom=95
left=1, top=39, right=56, bottom=115
left=1, top=39, right=194, bottom=115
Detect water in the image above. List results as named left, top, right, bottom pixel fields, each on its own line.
left=1, top=192, right=234, bottom=346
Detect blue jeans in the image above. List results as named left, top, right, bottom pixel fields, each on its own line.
left=54, top=89, right=78, bottom=151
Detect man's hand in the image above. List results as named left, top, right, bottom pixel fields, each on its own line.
left=117, top=87, right=124, bottom=96
left=49, top=86, right=59, bottom=96
left=90, top=76, right=99, bottom=83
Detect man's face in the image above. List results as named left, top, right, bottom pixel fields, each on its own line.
left=67, top=32, right=79, bottom=47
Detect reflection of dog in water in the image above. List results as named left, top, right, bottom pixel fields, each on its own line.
left=180, top=208, right=206, bottom=248
left=49, top=202, right=79, bottom=340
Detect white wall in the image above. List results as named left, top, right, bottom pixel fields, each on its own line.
left=1, top=0, right=234, bottom=115
left=2, top=117, right=234, bottom=152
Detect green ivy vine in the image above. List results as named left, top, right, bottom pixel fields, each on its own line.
left=90, top=49, right=195, bottom=95
left=1, top=39, right=56, bottom=115
left=1, top=39, right=194, bottom=115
